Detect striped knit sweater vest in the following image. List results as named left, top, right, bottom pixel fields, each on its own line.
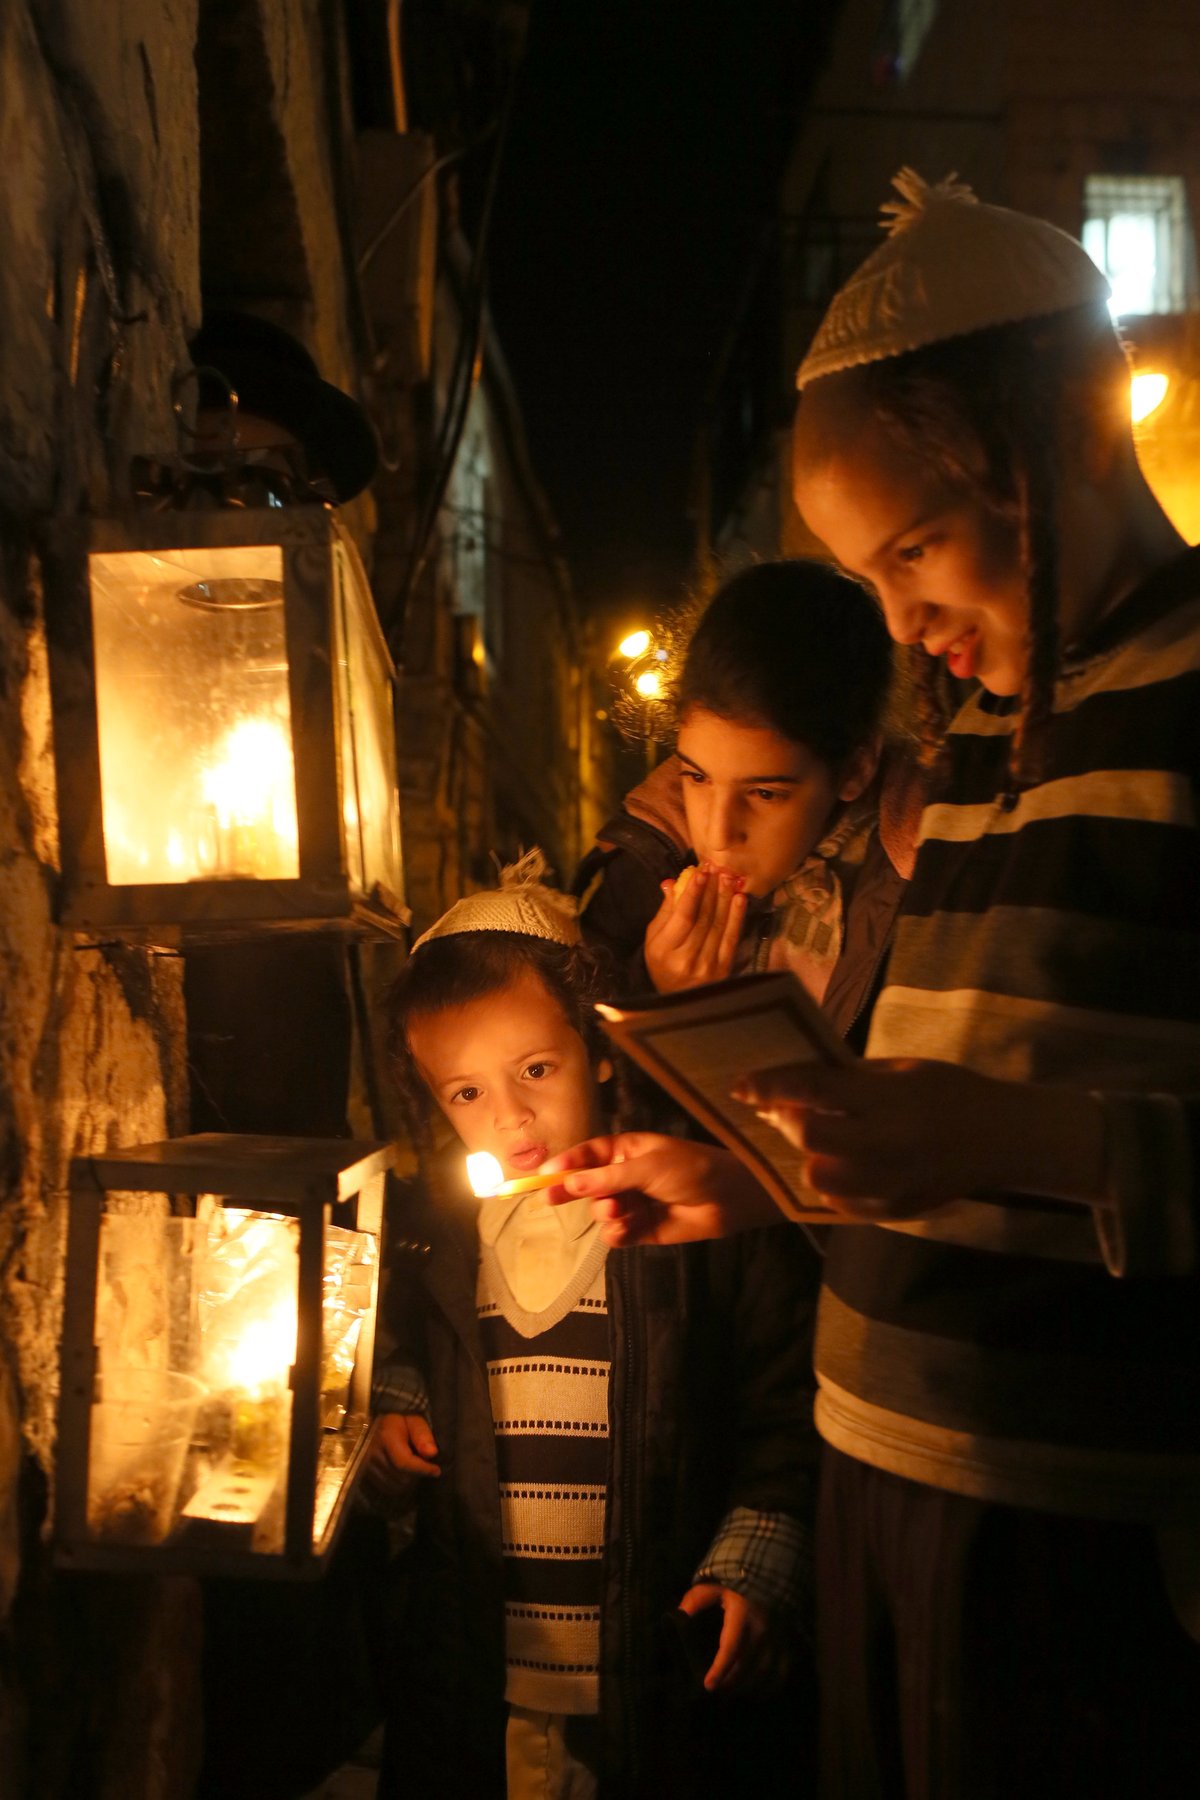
left=477, top=1233, right=610, bottom=1713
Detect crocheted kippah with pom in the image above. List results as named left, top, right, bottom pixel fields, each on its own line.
left=796, top=168, right=1111, bottom=389
left=412, top=848, right=582, bottom=951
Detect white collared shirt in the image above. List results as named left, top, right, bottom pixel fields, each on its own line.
left=476, top=1191, right=600, bottom=1314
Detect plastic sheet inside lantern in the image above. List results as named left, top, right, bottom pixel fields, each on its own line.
left=80, top=1204, right=377, bottom=1557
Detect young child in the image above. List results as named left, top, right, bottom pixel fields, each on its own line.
left=371, top=856, right=820, bottom=1799
left=549, top=173, right=1200, bottom=1797
left=577, top=559, right=923, bottom=1046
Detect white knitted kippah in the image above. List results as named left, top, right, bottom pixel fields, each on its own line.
left=412, top=848, right=581, bottom=951
left=795, top=169, right=1112, bottom=390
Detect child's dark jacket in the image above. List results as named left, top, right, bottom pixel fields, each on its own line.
left=375, top=1176, right=821, bottom=1799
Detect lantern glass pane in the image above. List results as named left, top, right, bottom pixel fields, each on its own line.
left=90, top=547, right=300, bottom=884
left=314, top=1223, right=378, bottom=1544
left=86, top=1207, right=301, bottom=1556
left=87, top=1212, right=204, bottom=1547
left=332, top=543, right=403, bottom=900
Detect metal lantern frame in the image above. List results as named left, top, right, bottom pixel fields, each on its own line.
left=44, top=506, right=406, bottom=944
left=55, top=1133, right=396, bottom=1580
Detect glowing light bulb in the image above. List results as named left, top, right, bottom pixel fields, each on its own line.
left=619, top=629, right=651, bottom=659
left=635, top=670, right=663, bottom=699
left=1131, top=371, right=1169, bottom=424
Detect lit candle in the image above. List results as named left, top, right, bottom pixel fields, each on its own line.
left=223, top=1299, right=296, bottom=1469
left=466, top=1151, right=561, bottom=1199
left=201, top=715, right=298, bottom=879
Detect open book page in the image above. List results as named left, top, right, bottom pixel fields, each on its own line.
left=596, top=970, right=855, bottom=1225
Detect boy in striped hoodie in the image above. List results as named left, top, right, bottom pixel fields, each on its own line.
left=550, top=173, right=1200, bottom=1797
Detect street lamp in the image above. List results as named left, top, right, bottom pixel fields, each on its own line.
left=1131, top=370, right=1169, bottom=424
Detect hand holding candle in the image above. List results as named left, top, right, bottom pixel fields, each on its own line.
left=466, top=1150, right=561, bottom=1199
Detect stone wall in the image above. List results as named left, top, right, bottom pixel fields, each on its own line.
left=0, top=3, right=200, bottom=1792
left=0, top=6, right=604, bottom=1793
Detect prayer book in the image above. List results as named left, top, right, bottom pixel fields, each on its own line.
left=596, top=970, right=855, bottom=1224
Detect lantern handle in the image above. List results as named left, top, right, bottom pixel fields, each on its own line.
left=172, top=364, right=242, bottom=471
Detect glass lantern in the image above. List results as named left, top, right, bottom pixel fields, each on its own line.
left=44, top=507, right=406, bottom=942
left=54, top=1134, right=397, bottom=1578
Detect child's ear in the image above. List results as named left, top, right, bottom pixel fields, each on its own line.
left=837, top=733, right=882, bottom=804
left=596, top=1056, right=615, bottom=1084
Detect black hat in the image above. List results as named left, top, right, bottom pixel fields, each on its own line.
left=188, top=311, right=379, bottom=503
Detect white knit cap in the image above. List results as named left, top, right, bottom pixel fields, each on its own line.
left=412, top=848, right=581, bottom=951
left=796, top=169, right=1112, bottom=390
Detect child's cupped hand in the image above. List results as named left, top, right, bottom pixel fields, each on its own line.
left=368, top=1411, right=441, bottom=1498
left=644, top=863, right=746, bottom=993
left=677, top=1584, right=789, bottom=1695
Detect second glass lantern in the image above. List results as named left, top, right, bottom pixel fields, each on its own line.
left=55, top=1133, right=397, bottom=1577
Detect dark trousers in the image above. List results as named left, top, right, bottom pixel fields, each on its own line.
left=817, top=1445, right=1200, bottom=1800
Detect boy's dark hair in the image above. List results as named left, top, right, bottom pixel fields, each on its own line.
left=677, top=559, right=894, bottom=773
left=818, top=301, right=1129, bottom=786
left=385, top=931, right=609, bottom=1149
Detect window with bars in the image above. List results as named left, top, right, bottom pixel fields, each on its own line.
left=1083, top=175, right=1190, bottom=316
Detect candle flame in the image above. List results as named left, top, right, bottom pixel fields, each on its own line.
left=466, top=1151, right=504, bottom=1197
left=225, top=1297, right=298, bottom=1393
left=202, top=717, right=297, bottom=833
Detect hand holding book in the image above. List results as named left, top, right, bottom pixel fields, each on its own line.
left=547, top=971, right=1111, bottom=1243
left=591, top=969, right=853, bottom=1224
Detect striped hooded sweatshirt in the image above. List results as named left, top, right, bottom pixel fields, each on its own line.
left=816, top=547, right=1200, bottom=1523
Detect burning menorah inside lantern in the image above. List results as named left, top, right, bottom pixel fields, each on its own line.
left=55, top=1134, right=397, bottom=1577
left=44, top=507, right=406, bottom=942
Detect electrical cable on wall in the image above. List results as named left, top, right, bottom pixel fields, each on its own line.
left=383, top=25, right=525, bottom=657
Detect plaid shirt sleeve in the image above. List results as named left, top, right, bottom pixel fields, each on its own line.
left=692, top=1505, right=811, bottom=1620
left=371, top=1361, right=432, bottom=1422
